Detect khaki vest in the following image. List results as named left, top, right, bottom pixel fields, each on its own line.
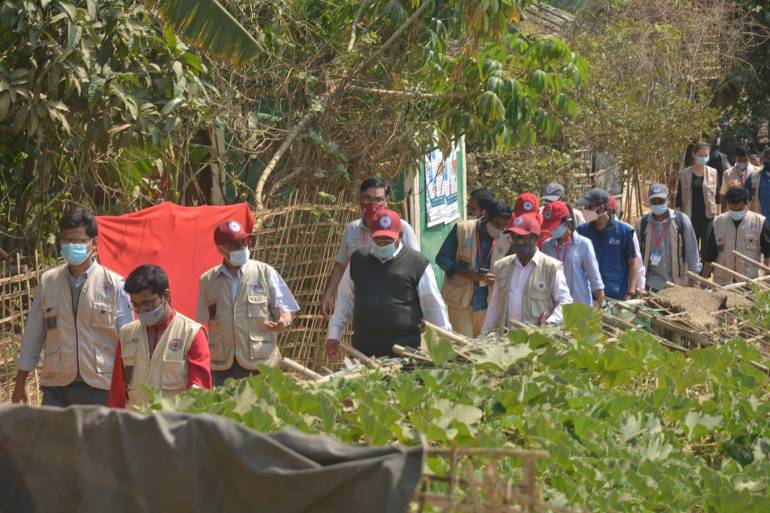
left=492, top=251, right=561, bottom=332
left=199, top=260, right=279, bottom=371
left=712, top=210, right=765, bottom=285
left=722, top=164, right=761, bottom=192
left=678, top=166, right=718, bottom=220
left=38, top=262, right=124, bottom=389
left=440, top=221, right=510, bottom=309
left=119, top=312, right=201, bottom=408
left=640, top=213, right=687, bottom=285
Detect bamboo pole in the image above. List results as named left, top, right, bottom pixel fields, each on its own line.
left=687, top=271, right=723, bottom=289
left=732, top=250, right=770, bottom=273
left=422, top=321, right=473, bottom=346
left=711, top=263, right=770, bottom=289
left=281, top=357, right=323, bottom=380
left=339, top=342, right=378, bottom=367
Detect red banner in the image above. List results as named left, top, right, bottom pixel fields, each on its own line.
left=96, top=202, right=254, bottom=319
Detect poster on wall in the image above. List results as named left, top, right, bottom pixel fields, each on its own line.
left=425, top=143, right=460, bottom=227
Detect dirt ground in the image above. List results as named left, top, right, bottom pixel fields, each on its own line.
left=653, top=286, right=739, bottom=329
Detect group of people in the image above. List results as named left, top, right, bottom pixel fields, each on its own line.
left=11, top=144, right=770, bottom=408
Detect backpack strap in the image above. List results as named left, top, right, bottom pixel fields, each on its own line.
left=639, top=214, right=650, bottom=257
left=674, top=211, right=686, bottom=264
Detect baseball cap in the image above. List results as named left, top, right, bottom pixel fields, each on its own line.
left=370, top=209, right=402, bottom=240
left=515, top=193, right=540, bottom=216
left=576, top=188, right=610, bottom=207
left=504, top=212, right=541, bottom=236
left=648, top=183, right=669, bottom=200
left=541, top=201, right=570, bottom=232
left=542, top=182, right=565, bottom=202
left=214, top=220, right=250, bottom=246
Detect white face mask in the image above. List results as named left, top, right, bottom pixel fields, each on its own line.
left=729, top=209, right=746, bottom=222
left=550, top=224, right=568, bottom=239
left=228, top=247, right=250, bottom=267
left=694, top=156, right=709, bottom=166
left=581, top=208, right=599, bottom=223
left=486, top=224, right=503, bottom=239
left=370, top=240, right=398, bottom=262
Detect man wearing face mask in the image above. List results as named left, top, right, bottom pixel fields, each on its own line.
left=576, top=188, right=639, bottom=300
left=481, top=214, right=572, bottom=334
left=676, top=141, right=718, bottom=252
left=608, top=194, right=646, bottom=292
left=108, top=265, right=212, bottom=408
left=635, top=184, right=700, bottom=292
left=12, top=208, right=133, bottom=406
left=541, top=182, right=585, bottom=226
left=320, top=178, right=419, bottom=318
left=721, top=146, right=761, bottom=211
left=435, top=199, right=512, bottom=337
left=702, top=186, right=770, bottom=286
left=325, top=209, right=451, bottom=358
left=541, top=202, right=604, bottom=307
left=196, top=220, right=299, bottom=386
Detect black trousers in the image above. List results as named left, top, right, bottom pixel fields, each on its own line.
left=41, top=381, right=108, bottom=407
left=352, top=331, right=421, bottom=358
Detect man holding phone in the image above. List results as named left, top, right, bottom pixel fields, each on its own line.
left=436, top=199, right=512, bottom=337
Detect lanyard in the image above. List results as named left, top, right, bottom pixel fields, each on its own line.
left=652, top=221, right=667, bottom=250
left=359, top=224, right=369, bottom=246
left=476, top=223, right=496, bottom=268
left=555, top=237, right=571, bottom=263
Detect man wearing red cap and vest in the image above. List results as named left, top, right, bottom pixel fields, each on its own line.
left=320, top=178, right=419, bottom=318
left=12, top=207, right=133, bottom=406
left=197, top=220, right=299, bottom=386
left=326, top=209, right=451, bottom=358
left=108, top=265, right=212, bottom=408
left=482, top=214, right=572, bottom=335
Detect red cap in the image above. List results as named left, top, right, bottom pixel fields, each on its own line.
left=505, top=212, right=541, bottom=236
left=541, top=201, right=570, bottom=232
left=607, top=194, right=617, bottom=211
left=370, top=209, right=402, bottom=240
left=515, top=193, right=540, bottom=216
left=214, top=220, right=250, bottom=246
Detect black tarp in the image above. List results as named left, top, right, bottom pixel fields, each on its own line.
left=0, top=405, right=423, bottom=513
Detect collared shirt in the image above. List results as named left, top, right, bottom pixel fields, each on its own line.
left=107, top=310, right=213, bottom=408
left=18, top=261, right=134, bottom=372
left=195, top=261, right=300, bottom=323
left=435, top=221, right=494, bottom=311
left=542, top=231, right=603, bottom=305
left=327, top=244, right=451, bottom=340
left=577, top=218, right=637, bottom=299
left=335, top=218, right=419, bottom=265
left=480, top=251, right=572, bottom=335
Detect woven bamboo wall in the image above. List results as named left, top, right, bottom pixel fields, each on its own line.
left=0, top=253, right=45, bottom=405
left=254, top=190, right=357, bottom=371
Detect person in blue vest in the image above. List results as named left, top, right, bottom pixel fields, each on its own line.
left=746, top=149, right=770, bottom=219
left=325, top=209, right=451, bottom=358
left=576, top=188, right=639, bottom=300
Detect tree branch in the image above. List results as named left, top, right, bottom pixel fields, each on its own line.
left=348, top=0, right=370, bottom=52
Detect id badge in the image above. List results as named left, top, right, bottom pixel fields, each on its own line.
left=650, top=252, right=662, bottom=266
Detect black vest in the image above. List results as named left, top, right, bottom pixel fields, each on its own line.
left=349, top=246, right=429, bottom=357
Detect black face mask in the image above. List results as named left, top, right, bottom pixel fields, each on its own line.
left=510, top=238, right=537, bottom=257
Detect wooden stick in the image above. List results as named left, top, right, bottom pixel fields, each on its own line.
left=339, top=342, right=378, bottom=367
left=422, top=321, right=473, bottom=347
left=711, top=263, right=770, bottom=288
left=732, top=250, right=770, bottom=273
left=687, top=271, right=723, bottom=289
left=392, top=344, right=432, bottom=363
left=281, top=357, right=323, bottom=380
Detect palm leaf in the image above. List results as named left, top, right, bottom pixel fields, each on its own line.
left=142, top=0, right=261, bottom=66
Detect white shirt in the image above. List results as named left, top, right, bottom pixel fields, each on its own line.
left=327, top=245, right=451, bottom=340
left=481, top=252, right=572, bottom=335
left=335, top=218, right=419, bottom=264
left=195, top=261, right=300, bottom=324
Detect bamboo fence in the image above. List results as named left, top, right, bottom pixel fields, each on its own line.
left=0, top=252, right=45, bottom=405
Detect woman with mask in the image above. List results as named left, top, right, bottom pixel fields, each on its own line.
left=436, top=199, right=512, bottom=337
left=109, top=264, right=212, bottom=408
left=196, top=220, right=299, bottom=386
left=676, top=141, right=719, bottom=252
left=541, top=202, right=605, bottom=307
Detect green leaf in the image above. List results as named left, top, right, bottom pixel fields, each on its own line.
left=472, top=344, right=532, bottom=371
left=56, top=1, right=77, bottom=22
left=160, top=97, right=184, bottom=115
left=684, top=411, right=722, bottom=441
left=423, top=327, right=455, bottom=365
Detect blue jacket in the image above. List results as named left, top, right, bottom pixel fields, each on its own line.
left=577, top=218, right=636, bottom=299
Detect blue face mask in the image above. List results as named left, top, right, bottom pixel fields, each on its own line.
left=651, top=204, right=668, bottom=216
left=737, top=162, right=749, bottom=171
left=550, top=223, right=568, bottom=239
left=729, top=209, right=746, bottom=222
left=695, top=156, right=709, bottom=166
left=61, top=243, right=91, bottom=266
left=138, top=302, right=166, bottom=326
left=371, top=241, right=398, bottom=261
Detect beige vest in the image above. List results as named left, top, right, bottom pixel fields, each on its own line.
left=640, top=213, right=687, bottom=285
left=440, top=220, right=510, bottom=309
left=712, top=210, right=765, bottom=285
left=492, top=251, right=561, bottom=332
left=722, top=164, right=761, bottom=192
left=119, top=312, right=201, bottom=408
left=199, top=260, right=279, bottom=371
left=38, top=262, right=124, bottom=389
left=678, top=166, right=718, bottom=219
